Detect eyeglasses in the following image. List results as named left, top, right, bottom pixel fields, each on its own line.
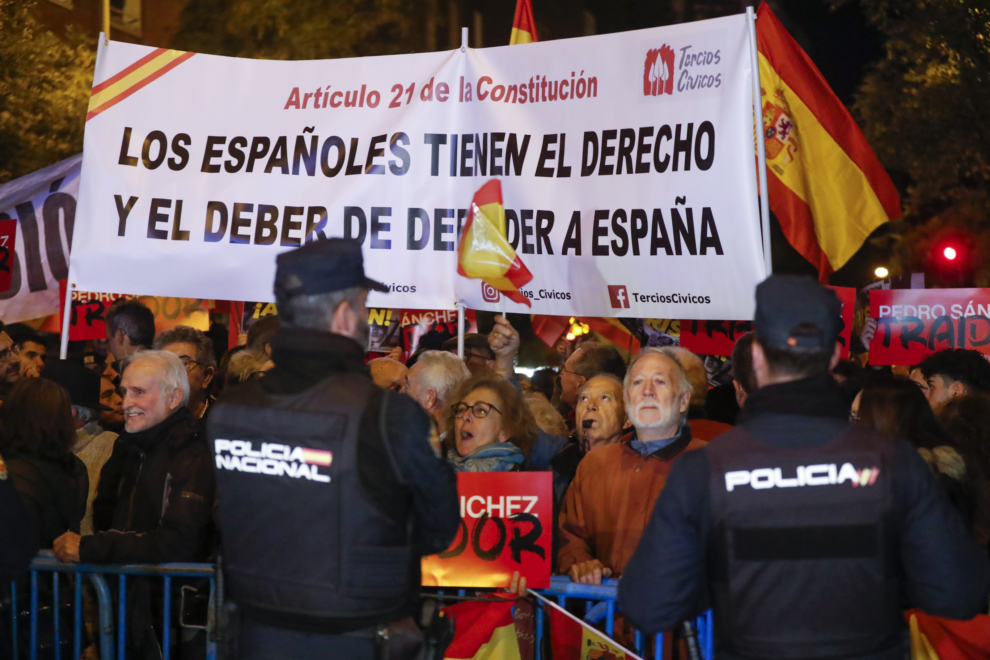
left=178, top=355, right=204, bottom=372
left=452, top=401, right=502, bottom=419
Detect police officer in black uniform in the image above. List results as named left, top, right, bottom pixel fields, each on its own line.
left=619, top=275, right=990, bottom=660
left=209, top=239, right=461, bottom=659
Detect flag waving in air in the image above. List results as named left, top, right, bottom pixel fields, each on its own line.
left=756, top=3, right=901, bottom=282
left=457, top=180, right=534, bottom=307
left=509, top=0, right=538, bottom=45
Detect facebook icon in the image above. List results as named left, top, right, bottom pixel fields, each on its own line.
left=608, top=285, right=630, bottom=309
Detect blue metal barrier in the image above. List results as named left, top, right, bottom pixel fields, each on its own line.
left=534, top=576, right=714, bottom=660
left=7, top=554, right=218, bottom=660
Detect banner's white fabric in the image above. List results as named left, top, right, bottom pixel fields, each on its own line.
left=0, top=155, right=82, bottom=324
left=72, top=15, right=765, bottom=319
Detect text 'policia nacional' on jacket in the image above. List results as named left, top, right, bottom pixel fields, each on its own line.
left=208, top=327, right=460, bottom=634
left=81, top=406, right=215, bottom=564
left=619, top=373, right=990, bottom=660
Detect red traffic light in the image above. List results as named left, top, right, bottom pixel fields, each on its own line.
left=944, top=246, right=958, bottom=261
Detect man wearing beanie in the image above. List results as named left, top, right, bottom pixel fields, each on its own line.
left=619, top=275, right=989, bottom=660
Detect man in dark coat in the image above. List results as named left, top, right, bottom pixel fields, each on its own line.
left=620, top=276, right=990, bottom=660
left=53, top=350, right=215, bottom=564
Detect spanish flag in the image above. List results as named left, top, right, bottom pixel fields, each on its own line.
left=756, top=3, right=900, bottom=282
left=88, top=48, right=195, bottom=122
left=509, top=0, right=538, bottom=45
left=442, top=599, right=521, bottom=660
left=457, top=180, right=533, bottom=307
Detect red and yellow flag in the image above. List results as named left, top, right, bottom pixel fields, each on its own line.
left=442, top=599, right=521, bottom=660
left=457, top=180, right=533, bottom=307
left=87, top=48, right=195, bottom=122
left=509, top=0, right=538, bottom=45
left=756, top=3, right=900, bottom=282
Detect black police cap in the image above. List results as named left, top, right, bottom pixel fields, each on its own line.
left=754, top=275, right=841, bottom=351
left=274, top=238, right=389, bottom=300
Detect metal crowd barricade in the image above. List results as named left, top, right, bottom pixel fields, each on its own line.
left=7, top=553, right=219, bottom=660
left=533, top=576, right=714, bottom=660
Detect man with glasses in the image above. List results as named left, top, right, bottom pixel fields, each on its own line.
left=154, top=326, right=217, bottom=420
left=442, top=333, right=497, bottom=376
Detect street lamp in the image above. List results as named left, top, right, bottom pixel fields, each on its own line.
left=875, top=266, right=889, bottom=278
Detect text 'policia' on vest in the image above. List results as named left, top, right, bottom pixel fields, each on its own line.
left=617, top=275, right=990, bottom=660
left=208, top=239, right=461, bottom=659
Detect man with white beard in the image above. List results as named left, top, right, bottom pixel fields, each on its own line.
left=558, top=348, right=706, bottom=584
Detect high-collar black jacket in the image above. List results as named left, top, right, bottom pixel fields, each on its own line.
left=81, top=406, right=215, bottom=564
left=255, top=326, right=460, bottom=556
left=619, top=373, right=990, bottom=660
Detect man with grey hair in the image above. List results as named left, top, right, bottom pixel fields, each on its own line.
left=105, top=298, right=155, bottom=363
left=407, top=350, right=471, bottom=453
left=53, top=350, right=216, bottom=573
left=558, top=347, right=706, bottom=585
left=209, top=238, right=459, bottom=659
left=154, top=325, right=218, bottom=419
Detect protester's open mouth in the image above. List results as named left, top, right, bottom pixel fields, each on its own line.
left=582, top=420, right=595, bottom=429
left=460, top=430, right=474, bottom=441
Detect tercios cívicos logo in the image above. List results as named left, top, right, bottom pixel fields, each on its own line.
left=607, top=285, right=630, bottom=309
left=214, top=439, right=332, bottom=483
left=644, top=46, right=675, bottom=96
left=645, top=44, right=723, bottom=97
left=481, top=281, right=501, bottom=303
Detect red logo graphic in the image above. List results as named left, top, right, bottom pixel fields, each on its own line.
left=608, top=285, right=630, bottom=309
left=644, top=46, right=675, bottom=96
left=481, top=282, right=500, bottom=303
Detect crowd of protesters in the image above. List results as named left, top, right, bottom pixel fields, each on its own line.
left=1, top=287, right=989, bottom=657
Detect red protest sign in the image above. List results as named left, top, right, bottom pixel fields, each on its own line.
left=59, top=283, right=210, bottom=341
left=0, top=219, right=16, bottom=293
left=869, top=288, right=990, bottom=365
left=679, top=320, right=753, bottom=356
left=422, top=472, right=552, bottom=589
left=678, top=286, right=856, bottom=358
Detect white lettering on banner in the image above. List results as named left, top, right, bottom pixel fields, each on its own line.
left=725, top=463, right=880, bottom=492
left=70, top=16, right=765, bottom=320
left=0, top=155, right=82, bottom=324
left=460, top=495, right=539, bottom=519
left=214, top=439, right=332, bottom=483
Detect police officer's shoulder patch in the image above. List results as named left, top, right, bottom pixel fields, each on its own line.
left=0, top=453, right=7, bottom=480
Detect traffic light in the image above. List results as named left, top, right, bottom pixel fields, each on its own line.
left=943, top=246, right=957, bottom=261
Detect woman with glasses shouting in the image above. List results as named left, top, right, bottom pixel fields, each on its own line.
left=443, top=374, right=537, bottom=472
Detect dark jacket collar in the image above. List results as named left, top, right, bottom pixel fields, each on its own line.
left=121, top=406, right=194, bottom=455
left=737, top=372, right=848, bottom=423
left=263, top=326, right=369, bottom=395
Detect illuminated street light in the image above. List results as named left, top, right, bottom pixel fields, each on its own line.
left=944, top=246, right=957, bottom=261
left=874, top=267, right=889, bottom=278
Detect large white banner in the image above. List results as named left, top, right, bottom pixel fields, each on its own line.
left=0, top=155, right=81, bottom=324
left=72, top=15, right=765, bottom=319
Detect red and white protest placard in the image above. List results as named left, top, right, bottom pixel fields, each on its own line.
left=679, top=286, right=855, bottom=357
left=0, top=218, right=17, bottom=293
left=59, top=282, right=210, bottom=341
left=422, top=472, right=552, bottom=589
left=869, top=288, right=990, bottom=365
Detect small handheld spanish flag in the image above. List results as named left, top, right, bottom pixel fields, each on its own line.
left=509, top=0, right=538, bottom=45
left=457, top=180, right=533, bottom=307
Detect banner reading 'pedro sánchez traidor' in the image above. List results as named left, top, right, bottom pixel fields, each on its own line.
left=70, top=14, right=765, bottom=319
